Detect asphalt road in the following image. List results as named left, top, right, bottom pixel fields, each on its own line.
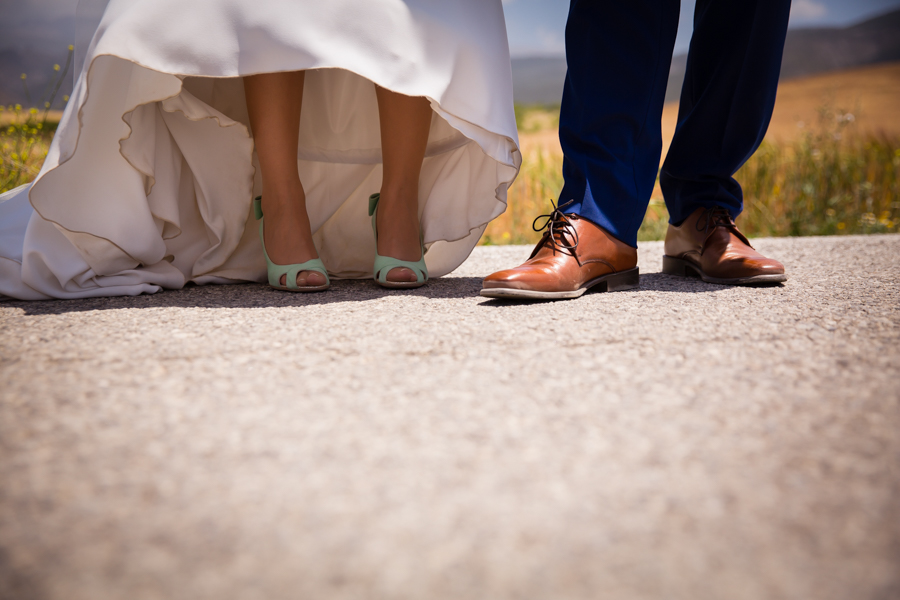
left=1, top=235, right=899, bottom=600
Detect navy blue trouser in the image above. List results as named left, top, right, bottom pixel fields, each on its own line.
left=558, top=0, right=792, bottom=247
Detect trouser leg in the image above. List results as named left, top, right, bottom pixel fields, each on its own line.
left=660, top=0, right=791, bottom=224
left=558, top=0, right=680, bottom=247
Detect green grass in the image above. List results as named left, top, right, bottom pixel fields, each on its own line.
left=0, top=46, right=71, bottom=194
left=1, top=107, right=58, bottom=194
left=514, top=103, right=560, bottom=134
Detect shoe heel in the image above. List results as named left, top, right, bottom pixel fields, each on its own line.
left=369, top=193, right=428, bottom=289
left=606, top=267, right=640, bottom=291
left=254, top=196, right=330, bottom=292
left=662, top=255, right=699, bottom=278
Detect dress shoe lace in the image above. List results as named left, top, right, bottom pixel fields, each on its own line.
left=696, top=205, right=754, bottom=249
left=532, top=199, right=579, bottom=256
left=697, top=206, right=737, bottom=235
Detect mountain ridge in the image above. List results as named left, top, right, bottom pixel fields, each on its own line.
left=512, top=7, right=900, bottom=105
left=1, top=9, right=899, bottom=107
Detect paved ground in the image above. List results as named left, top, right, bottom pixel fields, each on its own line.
left=1, top=234, right=899, bottom=600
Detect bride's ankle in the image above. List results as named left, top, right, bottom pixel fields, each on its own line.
left=377, top=186, right=417, bottom=207
left=261, top=186, right=307, bottom=212
left=375, top=192, right=419, bottom=228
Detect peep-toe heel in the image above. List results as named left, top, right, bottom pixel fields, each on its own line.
left=254, top=196, right=330, bottom=292
left=369, top=193, right=428, bottom=289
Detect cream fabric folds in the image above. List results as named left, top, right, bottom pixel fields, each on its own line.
left=0, top=0, right=520, bottom=300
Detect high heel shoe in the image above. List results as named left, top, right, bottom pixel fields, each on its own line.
left=254, top=196, right=330, bottom=292
left=369, top=193, right=428, bottom=289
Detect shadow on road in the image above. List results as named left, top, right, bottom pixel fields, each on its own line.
left=476, top=273, right=741, bottom=306
left=2, top=277, right=487, bottom=316
left=1, top=273, right=779, bottom=316
left=635, top=272, right=781, bottom=292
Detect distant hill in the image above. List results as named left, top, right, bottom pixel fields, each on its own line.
left=0, top=14, right=75, bottom=107
left=517, top=61, right=900, bottom=167
left=780, top=8, right=900, bottom=80
left=512, top=7, right=900, bottom=105
left=0, top=46, right=74, bottom=108
left=510, top=57, right=567, bottom=107
left=2, top=9, right=899, bottom=108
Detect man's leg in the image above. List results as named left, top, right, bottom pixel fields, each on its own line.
left=481, top=0, right=679, bottom=300
left=559, top=0, right=680, bottom=248
left=660, top=0, right=791, bottom=285
left=661, top=0, right=791, bottom=223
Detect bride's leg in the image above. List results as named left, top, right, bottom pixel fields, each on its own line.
left=244, top=71, right=325, bottom=288
left=375, top=86, right=433, bottom=283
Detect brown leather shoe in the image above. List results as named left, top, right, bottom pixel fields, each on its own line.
left=481, top=203, right=639, bottom=300
left=663, top=206, right=786, bottom=285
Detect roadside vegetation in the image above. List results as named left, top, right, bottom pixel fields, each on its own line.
left=3, top=62, right=898, bottom=244
left=481, top=104, right=900, bottom=244
left=0, top=46, right=71, bottom=194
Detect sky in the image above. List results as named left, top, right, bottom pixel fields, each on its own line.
left=3, top=0, right=900, bottom=57
left=502, top=0, right=900, bottom=57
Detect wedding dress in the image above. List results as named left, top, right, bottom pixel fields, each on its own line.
left=0, top=0, right=520, bottom=300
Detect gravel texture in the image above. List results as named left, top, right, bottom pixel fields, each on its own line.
left=1, top=234, right=899, bottom=600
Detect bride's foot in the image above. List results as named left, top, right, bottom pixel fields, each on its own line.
left=375, top=188, right=423, bottom=283
left=260, top=192, right=327, bottom=288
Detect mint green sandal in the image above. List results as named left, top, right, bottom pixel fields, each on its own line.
left=369, top=193, right=428, bottom=289
left=254, top=196, right=330, bottom=292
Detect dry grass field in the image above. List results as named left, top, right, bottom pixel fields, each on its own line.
left=485, top=61, right=900, bottom=245
left=0, top=106, right=56, bottom=194
left=763, top=62, right=900, bottom=142
left=516, top=62, right=900, bottom=162
left=0, top=109, right=63, bottom=126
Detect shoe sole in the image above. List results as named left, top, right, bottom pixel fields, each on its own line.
left=376, top=280, right=427, bottom=290
left=480, top=267, right=640, bottom=300
left=662, top=255, right=787, bottom=285
left=269, top=283, right=331, bottom=293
